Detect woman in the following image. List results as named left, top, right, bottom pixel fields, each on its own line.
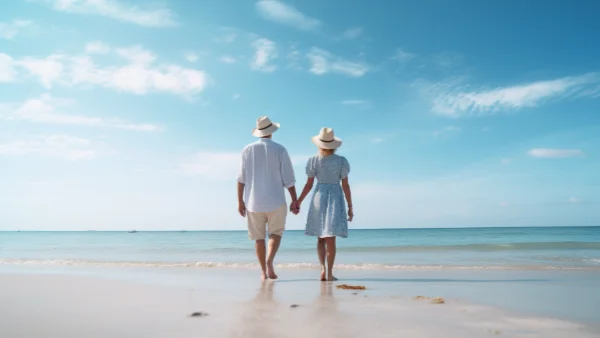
left=298, top=127, right=353, bottom=281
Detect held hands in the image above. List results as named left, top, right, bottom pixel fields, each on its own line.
left=290, top=200, right=300, bottom=215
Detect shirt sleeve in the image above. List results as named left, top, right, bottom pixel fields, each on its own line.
left=280, top=149, right=296, bottom=188
left=305, top=157, right=316, bottom=177
left=236, top=149, right=246, bottom=184
left=340, top=156, right=350, bottom=179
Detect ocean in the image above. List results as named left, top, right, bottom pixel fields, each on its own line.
left=2, top=227, right=599, bottom=270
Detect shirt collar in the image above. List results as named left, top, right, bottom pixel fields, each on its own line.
left=258, top=138, right=273, bottom=143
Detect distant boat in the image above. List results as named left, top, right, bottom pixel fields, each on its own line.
left=128, top=230, right=137, bottom=233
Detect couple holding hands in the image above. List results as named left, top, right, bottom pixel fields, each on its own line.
left=237, top=116, right=353, bottom=281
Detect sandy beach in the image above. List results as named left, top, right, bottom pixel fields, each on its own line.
left=1, top=267, right=598, bottom=338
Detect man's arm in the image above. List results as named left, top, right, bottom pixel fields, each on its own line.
left=237, top=182, right=246, bottom=217
left=236, top=150, right=246, bottom=217
left=280, top=149, right=299, bottom=214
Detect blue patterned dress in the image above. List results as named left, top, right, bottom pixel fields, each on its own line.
left=304, top=154, right=351, bottom=238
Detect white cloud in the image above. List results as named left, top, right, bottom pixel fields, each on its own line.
left=307, top=48, right=369, bottom=77
left=528, top=148, right=585, bottom=159
left=184, top=52, right=199, bottom=63
left=0, top=135, right=97, bottom=160
left=17, top=55, right=65, bottom=88
left=85, top=41, right=111, bottom=54
left=116, top=45, right=156, bottom=65
left=433, top=125, right=461, bottom=137
left=342, top=27, right=363, bottom=39
left=500, top=158, right=512, bottom=165
left=421, top=73, right=600, bottom=117
left=568, top=197, right=581, bottom=204
left=256, top=0, right=320, bottom=31
left=371, top=137, right=384, bottom=144
left=2, top=94, right=162, bottom=132
left=42, top=0, right=177, bottom=27
left=341, top=100, right=368, bottom=105
left=213, top=27, right=238, bottom=43
left=8, top=43, right=208, bottom=97
left=392, top=48, right=416, bottom=63
left=233, top=94, right=241, bottom=100
left=250, top=38, right=278, bottom=72
left=180, top=152, right=240, bottom=180
left=0, top=53, right=16, bottom=82
left=0, top=19, right=33, bottom=39
left=220, top=55, right=237, bottom=64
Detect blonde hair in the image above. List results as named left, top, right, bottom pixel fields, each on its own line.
left=318, top=148, right=336, bottom=156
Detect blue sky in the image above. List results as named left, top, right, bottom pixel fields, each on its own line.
left=1, top=0, right=599, bottom=230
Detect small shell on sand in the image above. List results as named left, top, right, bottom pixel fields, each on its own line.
left=290, top=304, right=300, bottom=308
left=189, top=312, right=209, bottom=317
left=336, top=284, right=366, bottom=290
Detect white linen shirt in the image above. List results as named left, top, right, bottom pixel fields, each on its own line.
left=237, top=138, right=296, bottom=213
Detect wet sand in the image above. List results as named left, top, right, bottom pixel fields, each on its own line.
left=1, top=271, right=598, bottom=338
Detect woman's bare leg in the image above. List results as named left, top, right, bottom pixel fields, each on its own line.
left=325, top=237, right=337, bottom=281
left=317, top=238, right=326, bottom=281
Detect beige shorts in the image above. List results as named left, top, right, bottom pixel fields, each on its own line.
left=247, top=203, right=287, bottom=240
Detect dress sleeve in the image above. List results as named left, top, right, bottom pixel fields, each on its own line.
left=340, top=157, right=350, bottom=179
left=306, top=157, right=316, bottom=177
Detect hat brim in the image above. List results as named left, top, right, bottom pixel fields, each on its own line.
left=252, top=122, right=280, bottom=137
left=312, top=135, right=342, bottom=149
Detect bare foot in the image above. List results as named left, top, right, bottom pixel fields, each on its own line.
left=267, top=263, right=278, bottom=279
left=320, top=269, right=326, bottom=281
left=327, top=275, right=338, bottom=281
left=261, top=273, right=268, bottom=281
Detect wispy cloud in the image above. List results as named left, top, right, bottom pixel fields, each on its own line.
left=392, top=48, right=416, bottom=63
left=433, top=125, right=461, bottom=137
left=500, top=158, right=512, bottom=165
left=85, top=41, right=111, bottom=54
left=419, top=72, right=600, bottom=117
left=17, top=55, right=65, bottom=88
left=256, top=0, right=320, bottom=31
left=180, top=152, right=240, bottom=179
left=342, top=27, right=363, bottom=39
left=528, top=148, right=585, bottom=158
left=0, top=53, right=16, bottom=82
left=568, top=196, right=581, bottom=204
left=1, top=94, right=162, bottom=132
left=213, top=27, right=238, bottom=43
left=0, top=19, right=33, bottom=39
left=184, top=52, right=199, bottom=63
left=0, top=135, right=97, bottom=160
left=341, top=100, right=369, bottom=105
left=6, top=42, right=209, bottom=97
left=232, top=94, right=241, bottom=100
left=307, top=48, right=369, bottom=77
left=40, top=0, right=177, bottom=27
left=250, top=38, right=277, bottom=72
left=371, top=137, right=384, bottom=144
left=220, top=55, right=237, bottom=64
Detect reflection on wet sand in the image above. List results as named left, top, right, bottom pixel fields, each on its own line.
left=229, top=281, right=279, bottom=338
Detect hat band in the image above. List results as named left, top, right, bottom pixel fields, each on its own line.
left=319, top=138, right=334, bottom=143
left=258, top=123, right=272, bottom=131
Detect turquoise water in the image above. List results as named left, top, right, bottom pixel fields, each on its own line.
left=1, top=227, right=599, bottom=270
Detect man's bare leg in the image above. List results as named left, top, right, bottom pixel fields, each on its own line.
left=266, top=235, right=281, bottom=279
left=325, top=237, right=338, bottom=281
left=255, top=239, right=268, bottom=280
left=317, top=238, right=326, bottom=281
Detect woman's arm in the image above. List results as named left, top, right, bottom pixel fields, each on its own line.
left=342, top=177, right=353, bottom=221
left=297, top=177, right=315, bottom=207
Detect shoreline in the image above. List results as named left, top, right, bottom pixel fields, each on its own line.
left=1, top=267, right=599, bottom=337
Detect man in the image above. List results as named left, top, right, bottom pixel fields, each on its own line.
left=237, top=116, right=299, bottom=280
